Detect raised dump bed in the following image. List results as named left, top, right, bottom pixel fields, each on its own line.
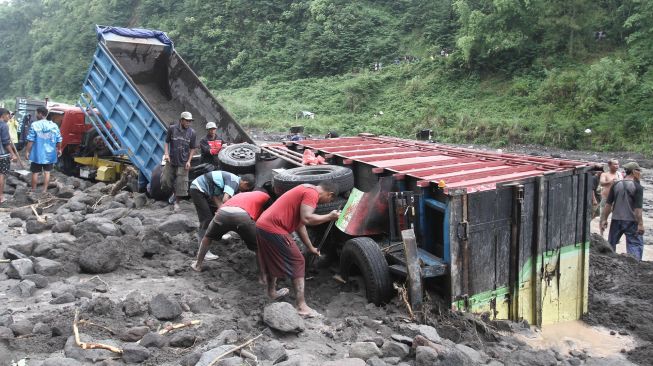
left=79, top=26, right=252, bottom=182
left=271, top=135, right=593, bottom=326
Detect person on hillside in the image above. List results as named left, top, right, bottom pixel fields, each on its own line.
left=7, top=112, right=19, bottom=145
left=190, top=171, right=255, bottom=261
left=162, top=111, right=197, bottom=211
left=0, top=108, right=19, bottom=204
left=24, top=106, right=62, bottom=193
left=199, top=121, right=223, bottom=166
left=599, top=159, right=623, bottom=233
left=256, top=182, right=339, bottom=317
left=191, top=189, right=272, bottom=272
left=600, top=162, right=645, bottom=261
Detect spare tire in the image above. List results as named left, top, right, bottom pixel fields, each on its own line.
left=314, top=197, right=347, bottom=215
left=218, top=143, right=260, bottom=174
left=340, top=237, right=394, bottom=305
left=273, top=165, right=354, bottom=196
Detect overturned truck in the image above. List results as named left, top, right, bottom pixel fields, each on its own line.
left=262, top=135, right=592, bottom=326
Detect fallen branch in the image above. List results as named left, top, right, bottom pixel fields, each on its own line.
left=73, top=309, right=122, bottom=354
left=158, top=320, right=201, bottom=335
left=92, top=195, right=110, bottom=209
left=30, top=204, right=46, bottom=223
left=394, top=282, right=415, bottom=320
left=208, top=334, right=262, bottom=366
left=238, top=349, right=258, bottom=362
left=0, top=259, right=10, bottom=264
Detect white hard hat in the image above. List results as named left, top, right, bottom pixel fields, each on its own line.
left=206, top=122, right=217, bottom=130
left=180, top=111, right=194, bottom=120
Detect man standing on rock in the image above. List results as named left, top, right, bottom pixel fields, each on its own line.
left=191, top=189, right=272, bottom=272
left=163, top=111, right=197, bottom=211
left=256, top=182, right=339, bottom=317
left=24, top=106, right=62, bottom=193
left=199, top=121, right=223, bottom=166
left=190, top=171, right=255, bottom=260
left=599, top=159, right=623, bottom=233
left=600, top=162, right=645, bottom=260
left=0, top=108, right=19, bottom=204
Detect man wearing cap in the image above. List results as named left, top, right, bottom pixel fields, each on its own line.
left=199, top=121, right=223, bottom=166
left=163, top=111, right=197, bottom=210
left=600, top=162, right=645, bottom=261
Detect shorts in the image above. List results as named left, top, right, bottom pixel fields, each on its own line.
left=30, top=162, right=53, bottom=173
left=256, top=227, right=305, bottom=279
left=161, top=164, right=189, bottom=197
left=205, top=207, right=257, bottom=251
left=0, top=154, right=10, bottom=175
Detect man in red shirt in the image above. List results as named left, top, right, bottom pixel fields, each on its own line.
left=256, top=181, right=339, bottom=317
left=191, top=189, right=272, bottom=272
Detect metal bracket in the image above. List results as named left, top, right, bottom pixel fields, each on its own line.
left=457, top=221, right=469, bottom=240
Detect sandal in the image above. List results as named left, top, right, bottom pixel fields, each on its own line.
left=270, top=287, right=290, bottom=301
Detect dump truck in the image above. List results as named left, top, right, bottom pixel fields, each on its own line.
left=260, top=136, right=594, bottom=326
left=77, top=26, right=253, bottom=184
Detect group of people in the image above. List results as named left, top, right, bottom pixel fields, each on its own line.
left=0, top=106, right=63, bottom=204
left=162, top=111, right=341, bottom=317
left=593, top=159, right=646, bottom=261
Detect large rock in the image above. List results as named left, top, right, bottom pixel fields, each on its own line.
left=416, top=346, right=439, bottom=366
left=263, top=302, right=305, bottom=333
left=5, top=258, right=34, bottom=279
left=73, top=217, right=121, bottom=237
left=399, top=323, right=441, bottom=344
left=122, top=292, right=148, bottom=317
left=118, top=216, right=143, bottom=236
left=8, top=240, right=35, bottom=256
left=64, top=334, right=120, bottom=363
left=381, top=341, right=410, bottom=359
left=140, top=332, right=168, bottom=348
left=349, top=342, right=383, bottom=360
left=3, top=248, right=27, bottom=260
left=157, top=214, right=198, bottom=235
left=23, top=274, right=49, bottom=288
left=118, top=326, right=150, bottom=342
left=78, top=240, right=122, bottom=274
left=33, top=257, right=63, bottom=276
left=7, top=218, right=23, bottom=227
left=0, top=314, right=14, bottom=327
left=52, top=220, right=74, bottom=233
left=170, top=331, right=196, bottom=348
left=0, top=326, right=14, bottom=339
left=26, top=219, right=53, bottom=234
left=9, top=320, right=34, bottom=336
left=148, top=294, right=182, bottom=320
left=10, top=206, right=40, bottom=220
left=195, top=345, right=237, bottom=366
left=50, top=292, right=76, bottom=304
left=12, top=280, right=36, bottom=297
left=322, top=359, right=366, bottom=366
left=33, top=241, right=57, bottom=257
left=122, top=342, right=151, bottom=363
left=254, top=339, right=287, bottom=363
left=456, top=344, right=483, bottom=364
left=42, top=358, right=83, bottom=366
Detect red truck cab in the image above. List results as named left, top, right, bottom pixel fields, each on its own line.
left=46, top=102, right=95, bottom=153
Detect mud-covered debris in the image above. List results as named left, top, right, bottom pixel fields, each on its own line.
left=78, top=239, right=122, bottom=274
left=149, top=293, right=182, bottom=320
left=263, top=302, right=305, bottom=333
left=122, top=342, right=151, bottom=363
left=5, top=257, right=34, bottom=279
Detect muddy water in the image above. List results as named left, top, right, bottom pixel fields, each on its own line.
left=518, top=320, right=636, bottom=361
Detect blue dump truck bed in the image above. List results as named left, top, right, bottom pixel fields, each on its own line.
left=79, top=26, right=252, bottom=182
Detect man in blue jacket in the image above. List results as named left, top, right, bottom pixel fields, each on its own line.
left=24, top=106, right=62, bottom=193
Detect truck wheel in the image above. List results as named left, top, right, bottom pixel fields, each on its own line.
left=340, top=237, right=394, bottom=305
left=314, top=197, right=347, bottom=215
left=218, top=143, right=259, bottom=174
left=272, top=165, right=354, bottom=196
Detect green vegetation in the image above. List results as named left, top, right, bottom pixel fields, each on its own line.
left=0, top=0, right=651, bottom=152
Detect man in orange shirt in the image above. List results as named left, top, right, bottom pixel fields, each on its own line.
left=256, top=182, right=339, bottom=317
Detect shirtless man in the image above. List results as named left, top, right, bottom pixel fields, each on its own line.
left=600, top=159, right=623, bottom=235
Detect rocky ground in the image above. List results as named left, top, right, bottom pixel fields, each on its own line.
left=0, top=142, right=650, bottom=366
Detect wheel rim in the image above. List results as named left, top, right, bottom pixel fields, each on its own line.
left=228, top=146, right=255, bottom=160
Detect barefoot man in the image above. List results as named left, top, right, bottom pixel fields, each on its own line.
left=599, top=159, right=623, bottom=235
left=255, top=182, right=339, bottom=316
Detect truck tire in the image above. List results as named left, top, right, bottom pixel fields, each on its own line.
left=272, top=165, right=354, bottom=196
left=340, top=237, right=394, bottom=305
left=314, top=197, right=347, bottom=215
left=218, top=143, right=259, bottom=174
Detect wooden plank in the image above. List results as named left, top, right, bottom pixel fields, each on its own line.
left=533, top=176, right=547, bottom=326
left=402, top=229, right=423, bottom=314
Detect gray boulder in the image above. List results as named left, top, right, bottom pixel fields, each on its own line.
left=323, top=359, right=366, bottom=366
left=381, top=341, right=410, bottom=359
left=42, top=357, right=83, bottom=366
left=169, top=331, right=196, bottom=348
left=7, top=218, right=23, bottom=227
left=149, top=294, right=182, bottom=320
left=10, top=206, right=39, bottom=220
left=50, top=292, right=76, bottom=304
left=157, top=214, right=198, bottom=235
left=73, top=217, right=121, bottom=237
left=5, top=258, right=34, bottom=279
left=78, top=240, right=122, bottom=274
left=52, top=220, right=74, bottom=233
left=23, top=274, right=49, bottom=288
left=122, top=342, right=151, bottom=363
left=195, top=345, right=237, bottom=366
left=140, top=332, right=168, bottom=348
left=33, top=257, right=63, bottom=276
left=254, top=338, right=287, bottom=363
left=8, top=239, right=34, bottom=256
left=263, top=302, right=305, bottom=333
left=26, top=219, right=53, bottom=234
left=416, top=346, right=439, bottom=366
left=349, top=342, right=383, bottom=360
left=10, top=320, right=33, bottom=336
left=0, top=326, right=14, bottom=339
left=3, top=248, right=27, bottom=260
left=0, top=314, right=13, bottom=327
left=118, top=216, right=143, bottom=236
left=12, top=280, right=36, bottom=297
left=118, top=326, right=150, bottom=342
